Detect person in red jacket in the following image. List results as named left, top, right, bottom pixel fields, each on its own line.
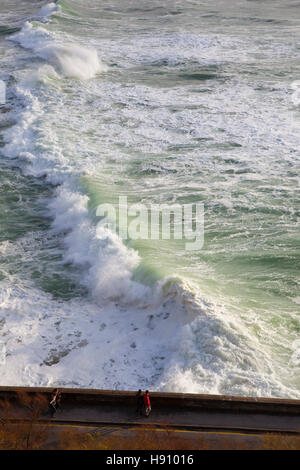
left=143, top=390, right=151, bottom=417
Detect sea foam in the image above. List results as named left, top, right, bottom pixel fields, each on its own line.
left=35, top=2, right=59, bottom=23
left=9, top=22, right=107, bottom=80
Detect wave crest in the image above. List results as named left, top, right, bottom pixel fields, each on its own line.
left=9, top=22, right=107, bottom=80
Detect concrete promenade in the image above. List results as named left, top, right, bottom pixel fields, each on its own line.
left=0, top=386, right=299, bottom=435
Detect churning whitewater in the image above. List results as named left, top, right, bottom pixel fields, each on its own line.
left=0, top=0, right=299, bottom=397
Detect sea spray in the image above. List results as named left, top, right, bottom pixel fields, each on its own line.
left=48, top=184, right=151, bottom=305
left=9, top=22, right=107, bottom=79
left=35, top=2, right=60, bottom=23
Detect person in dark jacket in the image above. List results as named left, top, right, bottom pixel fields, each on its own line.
left=49, top=389, right=58, bottom=417
left=143, top=390, right=151, bottom=417
left=136, top=389, right=144, bottom=416
left=56, top=390, right=62, bottom=412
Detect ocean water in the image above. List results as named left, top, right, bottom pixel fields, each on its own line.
left=0, top=0, right=299, bottom=397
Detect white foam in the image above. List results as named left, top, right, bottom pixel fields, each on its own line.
left=35, top=2, right=59, bottom=23
left=42, top=43, right=107, bottom=80
left=9, top=22, right=107, bottom=80
left=48, top=184, right=151, bottom=305
left=3, top=73, right=148, bottom=306
left=0, top=268, right=298, bottom=398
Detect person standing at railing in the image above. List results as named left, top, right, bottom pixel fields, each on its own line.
left=49, top=389, right=62, bottom=417
left=136, top=389, right=144, bottom=416
left=143, top=390, right=151, bottom=417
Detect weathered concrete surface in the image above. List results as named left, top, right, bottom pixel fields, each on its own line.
left=0, top=386, right=299, bottom=434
